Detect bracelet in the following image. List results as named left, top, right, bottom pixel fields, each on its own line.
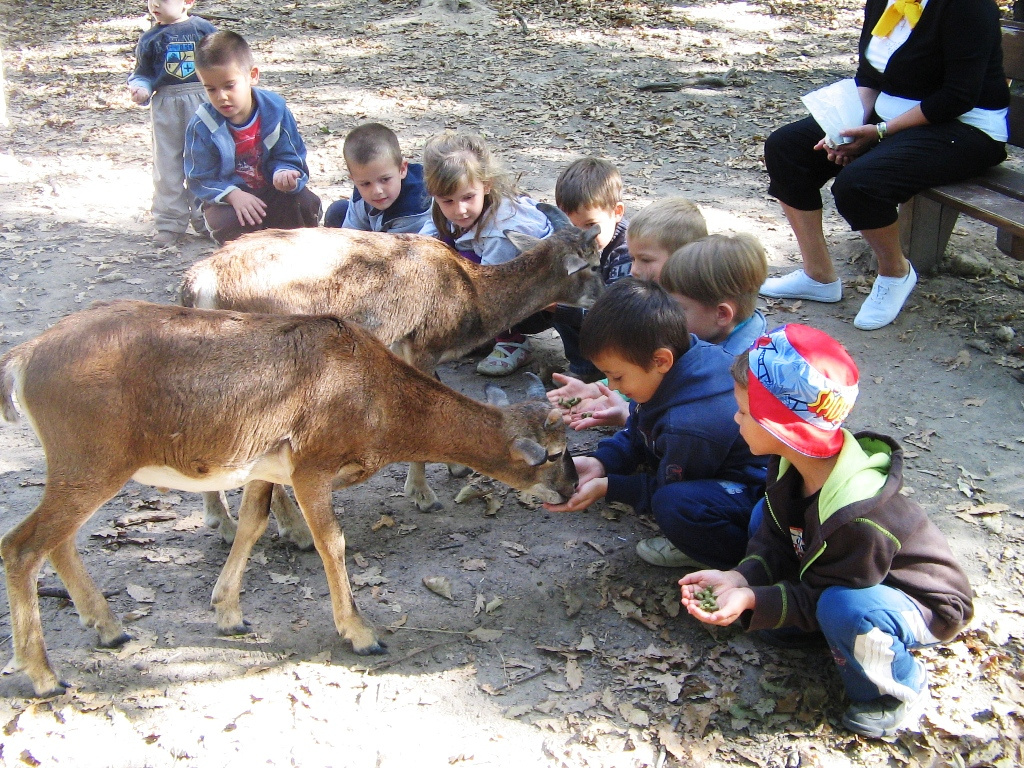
left=875, top=121, right=888, bottom=140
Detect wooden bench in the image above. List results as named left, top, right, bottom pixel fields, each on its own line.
left=899, top=20, right=1024, bottom=274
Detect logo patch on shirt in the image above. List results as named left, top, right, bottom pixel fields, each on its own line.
left=789, top=526, right=805, bottom=557
left=165, top=42, right=197, bottom=80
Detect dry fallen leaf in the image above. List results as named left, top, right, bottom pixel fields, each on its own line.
left=618, top=701, right=650, bottom=726
left=462, top=558, right=487, bottom=571
left=565, top=657, right=583, bottom=690
left=269, top=572, right=300, bottom=585
left=372, top=514, right=396, bottom=531
left=351, top=566, right=387, bottom=587
left=353, top=552, right=369, bottom=568
left=485, top=596, right=504, bottom=614
left=126, top=583, right=156, bottom=603
left=467, top=627, right=503, bottom=642
left=423, top=576, right=454, bottom=600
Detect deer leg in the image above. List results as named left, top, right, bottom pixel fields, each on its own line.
left=270, top=484, right=314, bottom=550
left=48, top=538, right=129, bottom=648
left=404, top=461, right=443, bottom=512
left=202, top=490, right=237, bottom=544
left=1, top=482, right=123, bottom=697
left=290, top=473, right=385, bottom=655
left=211, top=480, right=273, bottom=635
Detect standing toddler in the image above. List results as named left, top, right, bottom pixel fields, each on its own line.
left=128, top=0, right=215, bottom=246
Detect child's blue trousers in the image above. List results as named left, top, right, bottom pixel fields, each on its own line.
left=653, top=479, right=759, bottom=569
left=817, top=584, right=937, bottom=703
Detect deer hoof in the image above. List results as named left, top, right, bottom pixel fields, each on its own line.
left=218, top=619, right=252, bottom=636
left=35, top=679, right=70, bottom=698
left=352, top=639, right=388, bottom=656
left=97, top=631, right=132, bottom=649
left=417, top=500, right=444, bottom=513
left=447, top=463, right=471, bottom=478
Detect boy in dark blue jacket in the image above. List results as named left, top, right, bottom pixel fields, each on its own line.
left=323, top=122, right=431, bottom=233
left=184, top=31, right=321, bottom=244
left=545, top=278, right=766, bottom=570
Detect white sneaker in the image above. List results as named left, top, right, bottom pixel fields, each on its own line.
left=760, top=269, right=843, bottom=303
left=853, top=265, right=918, bottom=331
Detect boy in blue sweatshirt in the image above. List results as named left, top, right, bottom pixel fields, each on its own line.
left=127, top=0, right=215, bottom=246
left=544, top=278, right=766, bottom=570
left=323, top=122, right=431, bottom=233
left=184, top=31, right=321, bottom=244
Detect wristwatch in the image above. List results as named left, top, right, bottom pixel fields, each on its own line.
left=875, top=121, right=888, bottom=140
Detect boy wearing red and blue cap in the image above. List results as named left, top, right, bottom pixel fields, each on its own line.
left=680, top=324, right=973, bottom=739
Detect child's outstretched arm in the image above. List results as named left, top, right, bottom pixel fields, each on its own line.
left=548, top=375, right=628, bottom=430
left=679, top=570, right=752, bottom=626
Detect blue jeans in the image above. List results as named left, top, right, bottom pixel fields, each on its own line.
left=551, top=305, right=600, bottom=379
left=653, top=479, right=760, bottom=570
left=324, top=199, right=348, bottom=228
left=817, top=584, right=938, bottom=703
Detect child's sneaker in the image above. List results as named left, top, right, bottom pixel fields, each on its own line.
left=635, top=537, right=707, bottom=569
left=476, top=339, right=532, bottom=376
left=842, top=672, right=930, bottom=738
left=153, top=230, right=182, bottom=248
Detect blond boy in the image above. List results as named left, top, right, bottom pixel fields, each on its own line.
left=627, top=197, right=707, bottom=281
left=324, top=123, right=431, bottom=233
left=660, top=233, right=769, bottom=355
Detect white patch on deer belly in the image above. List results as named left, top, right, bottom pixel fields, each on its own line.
left=132, top=453, right=293, bottom=492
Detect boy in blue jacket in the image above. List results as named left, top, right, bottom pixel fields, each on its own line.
left=323, top=122, right=431, bottom=233
left=184, top=31, right=321, bottom=244
left=544, top=278, right=766, bottom=570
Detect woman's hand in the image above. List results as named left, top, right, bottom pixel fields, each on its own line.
left=814, top=124, right=879, bottom=166
left=679, top=570, right=752, bottom=626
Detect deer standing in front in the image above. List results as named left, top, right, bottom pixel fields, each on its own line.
left=181, top=205, right=601, bottom=542
left=0, top=300, right=578, bottom=697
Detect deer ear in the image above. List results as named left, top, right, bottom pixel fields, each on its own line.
left=485, top=382, right=510, bottom=407
left=511, top=437, right=548, bottom=467
left=564, top=254, right=589, bottom=275
left=504, top=230, right=542, bottom=254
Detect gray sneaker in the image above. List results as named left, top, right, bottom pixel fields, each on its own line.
left=842, top=675, right=929, bottom=738
left=635, top=537, right=707, bottom=569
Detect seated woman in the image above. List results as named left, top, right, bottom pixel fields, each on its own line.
left=761, top=0, right=1009, bottom=330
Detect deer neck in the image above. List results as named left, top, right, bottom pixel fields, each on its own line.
left=471, top=255, right=562, bottom=335
left=387, top=378, right=514, bottom=475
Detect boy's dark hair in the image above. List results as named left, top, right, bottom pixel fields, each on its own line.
left=730, top=352, right=749, bottom=387
left=580, top=278, right=690, bottom=368
left=343, top=123, right=403, bottom=168
left=555, top=157, right=623, bottom=214
left=195, top=31, right=254, bottom=72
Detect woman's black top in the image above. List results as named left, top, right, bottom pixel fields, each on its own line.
left=854, top=0, right=1009, bottom=123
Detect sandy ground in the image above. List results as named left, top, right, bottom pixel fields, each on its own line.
left=0, top=1, right=1023, bottom=766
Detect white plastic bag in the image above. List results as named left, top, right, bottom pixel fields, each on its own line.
left=801, top=78, right=864, bottom=147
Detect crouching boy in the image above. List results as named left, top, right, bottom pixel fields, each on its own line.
left=680, top=324, right=974, bottom=738
left=544, top=278, right=766, bottom=571
left=185, top=31, right=321, bottom=244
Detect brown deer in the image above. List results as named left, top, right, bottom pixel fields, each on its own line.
left=0, top=300, right=578, bottom=697
left=181, top=204, right=601, bottom=539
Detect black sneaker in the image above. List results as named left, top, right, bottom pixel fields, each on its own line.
left=842, top=682, right=929, bottom=738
